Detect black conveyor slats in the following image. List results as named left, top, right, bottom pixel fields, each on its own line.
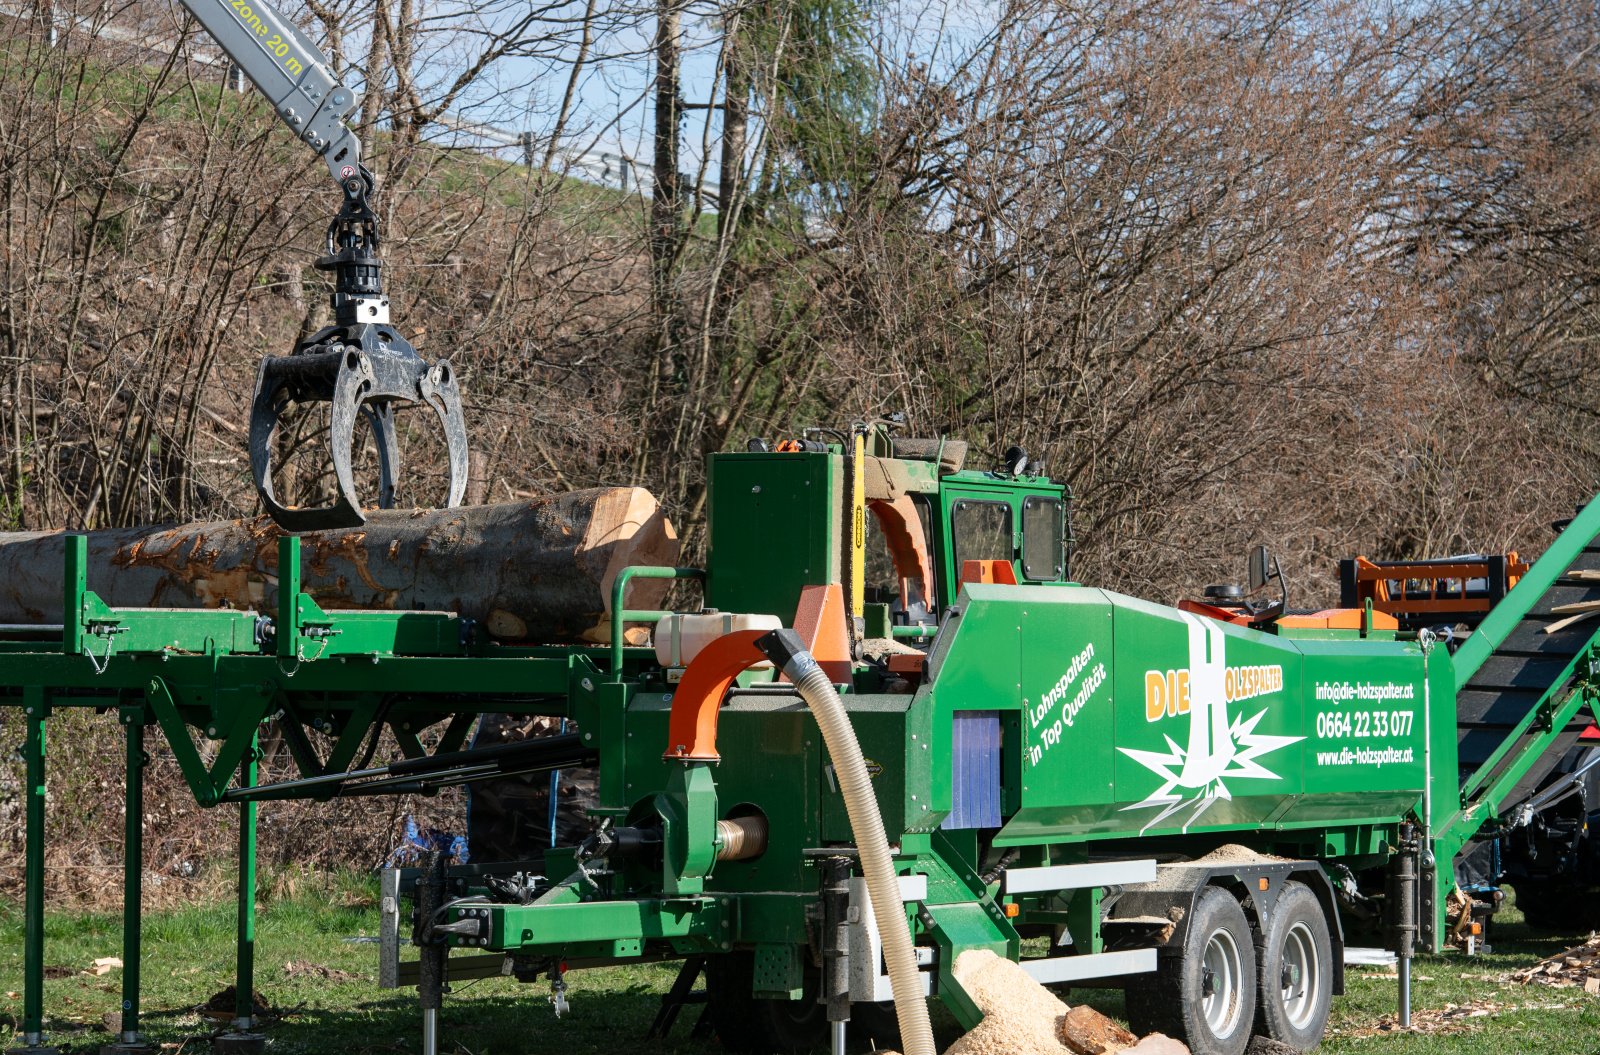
left=1457, top=689, right=1559, bottom=733
left=1456, top=537, right=1600, bottom=809
left=1500, top=730, right=1586, bottom=808
left=1466, top=655, right=1578, bottom=692
left=1522, top=585, right=1600, bottom=617
left=1485, top=621, right=1590, bottom=659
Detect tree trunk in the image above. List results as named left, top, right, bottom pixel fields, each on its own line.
left=545, top=0, right=600, bottom=172
left=357, top=0, right=390, bottom=132
left=650, top=0, right=684, bottom=382
left=717, top=43, right=748, bottom=242
left=0, top=490, right=680, bottom=644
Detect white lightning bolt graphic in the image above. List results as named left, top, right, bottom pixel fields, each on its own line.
left=1119, top=614, right=1302, bottom=834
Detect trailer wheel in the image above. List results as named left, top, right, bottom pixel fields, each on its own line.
left=704, top=952, right=828, bottom=1054
left=1255, top=881, right=1333, bottom=1050
left=1126, top=885, right=1257, bottom=1055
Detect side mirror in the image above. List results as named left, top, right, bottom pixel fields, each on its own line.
left=1245, top=544, right=1288, bottom=622
left=1248, top=545, right=1274, bottom=593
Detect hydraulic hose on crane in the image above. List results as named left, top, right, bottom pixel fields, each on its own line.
left=756, top=630, right=937, bottom=1055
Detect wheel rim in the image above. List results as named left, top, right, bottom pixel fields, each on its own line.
left=1279, top=920, right=1320, bottom=1030
left=1201, top=927, right=1245, bottom=1039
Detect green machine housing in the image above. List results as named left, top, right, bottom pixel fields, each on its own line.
left=4, top=431, right=1599, bottom=1055
left=415, top=436, right=1600, bottom=1050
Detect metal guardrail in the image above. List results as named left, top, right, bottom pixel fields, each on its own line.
left=0, top=0, right=651, bottom=193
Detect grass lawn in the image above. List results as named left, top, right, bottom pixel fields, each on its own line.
left=1, top=875, right=1597, bottom=1054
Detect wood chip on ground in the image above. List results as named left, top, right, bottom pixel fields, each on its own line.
left=1341, top=998, right=1503, bottom=1037
left=1507, top=933, right=1600, bottom=991
left=283, top=960, right=361, bottom=982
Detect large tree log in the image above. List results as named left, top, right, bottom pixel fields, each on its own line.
left=0, top=489, right=679, bottom=644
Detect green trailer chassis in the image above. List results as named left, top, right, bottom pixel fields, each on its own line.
left=4, top=464, right=1600, bottom=1053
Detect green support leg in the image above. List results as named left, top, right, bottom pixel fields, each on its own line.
left=213, top=735, right=264, bottom=1055
left=236, top=756, right=256, bottom=1029
left=11, top=689, right=60, bottom=1055
left=103, top=714, right=156, bottom=1055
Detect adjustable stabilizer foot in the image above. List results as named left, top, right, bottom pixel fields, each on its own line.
left=248, top=323, right=468, bottom=532
left=210, top=1032, right=266, bottom=1055
left=100, top=1038, right=159, bottom=1055
left=8, top=1045, right=62, bottom=1055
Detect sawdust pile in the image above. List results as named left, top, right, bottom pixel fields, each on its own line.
left=1508, top=933, right=1600, bottom=994
left=939, top=950, right=1187, bottom=1055
left=1193, top=844, right=1290, bottom=865
left=944, top=951, right=1073, bottom=1055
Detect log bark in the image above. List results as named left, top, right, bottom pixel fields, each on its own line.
left=0, top=489, right=679, bottom=644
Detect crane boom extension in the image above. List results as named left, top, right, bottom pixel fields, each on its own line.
left=177, top=0, right=470, bottom=532
left=176, top=0, right=360, bottom=181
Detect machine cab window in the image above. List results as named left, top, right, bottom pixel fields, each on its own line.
left=952, top=500, right=1014, bottom=567
left=1021, top=496, right=1065, bottom=581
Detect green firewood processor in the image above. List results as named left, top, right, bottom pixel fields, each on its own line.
left=4, top=423, right=1599, bottom=1055
left=2, top=0, right=1598, bottom=1051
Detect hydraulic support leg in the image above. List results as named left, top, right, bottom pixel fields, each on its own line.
left=822, top=858, right=852, bottom=1055
left=10, top=689, right=60, bottom=1055
left=1388, top=823, right=1419, bottom=1029
left=213, top=734, right=264, bottom=1055
left=102, top=712, right=156, bottom=1055
left=415, top=853, right=448, bottom=1055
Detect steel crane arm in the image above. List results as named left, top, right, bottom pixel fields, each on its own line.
left=169, top=0, right=470, bottom=533
left=177, top=0, right=362, bottom=183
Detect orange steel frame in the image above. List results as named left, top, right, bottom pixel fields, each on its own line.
left=1345, top=554, right=1528, bottom=620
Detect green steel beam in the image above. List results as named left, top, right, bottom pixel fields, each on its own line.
left=62, top=534, right=262, bottom=663
left=924, top=902, right=1013, bottom=1031
left=609, top=566, right=705, bottom=678
left=1436, top=683, right=1598, bottom=863
left=277, top=534, right=300, bottom=659
left=63, top=533, right=85, bottom=659
left=391, top=724, right=427, bottom=760
left=1460, top=676, right=1579, bottom=803
left=273, top=697, right=328, bottom=777
left=435, top=711, right=477, bottom=755
left=20, top=688, right=47, bottom=1046
left=320, top=695, right=386, bottom=774
left=118, top=709, right=148, bottom=1043
left=276, top=536, right=465, bottom=660
left=145, top=677, right=231, bottom=807
left=1453, top=491, right=1600, bottom=693
left=234, top=733, right=260, bottom=1028
left=476, top=893, right=727, bottom=952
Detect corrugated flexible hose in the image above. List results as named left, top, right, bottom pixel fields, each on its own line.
left=765, top=636, right=937, bottom=1055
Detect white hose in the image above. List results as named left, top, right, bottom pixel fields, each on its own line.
left=786, top=655, right=937, bottom=1055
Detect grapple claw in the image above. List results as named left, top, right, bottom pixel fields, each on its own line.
left=419, top=359, right=470, bottom=508
left=247, top=163, right=469, bottom=532
left=248, top=326, right=467, bottom=532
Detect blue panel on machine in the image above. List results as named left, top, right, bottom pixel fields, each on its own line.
left=944, top=711, right=1002, bottom=829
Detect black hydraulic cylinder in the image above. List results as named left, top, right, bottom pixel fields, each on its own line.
left=388, top=733, right=595, bottom=778
left=1388, top=824, right=1419, bottom=1028
left=218, top=733, right=598, bottom=803
left=414, top=852, right=448, bottom=1055
left=822, top=857, right=852, bottom=1025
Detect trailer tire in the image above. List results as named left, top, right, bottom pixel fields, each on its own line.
left=1255, top=881, right=1333, bottom=1050
left=1126, top=885, right=1257, bottom=1055
left=704, top=952, right=828, bottom=1054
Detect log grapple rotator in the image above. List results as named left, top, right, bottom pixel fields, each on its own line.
left=176, top=0, right=470, bottom=530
